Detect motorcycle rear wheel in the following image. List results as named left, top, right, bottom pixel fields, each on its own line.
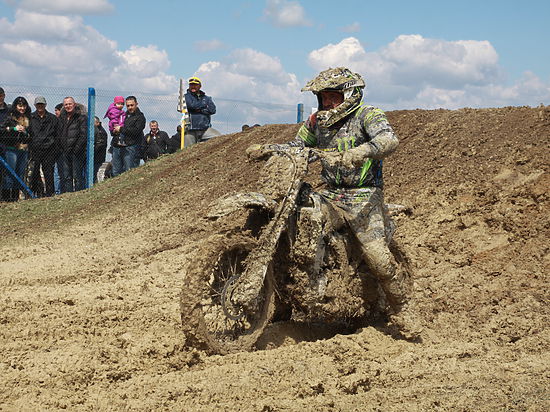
left=180, top=234, right=276, bottom=354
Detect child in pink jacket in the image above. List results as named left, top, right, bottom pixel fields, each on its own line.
left=104, top=96, right=127, bottom=145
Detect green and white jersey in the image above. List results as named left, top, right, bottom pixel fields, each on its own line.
left=294, top=104, right=399, bottom=188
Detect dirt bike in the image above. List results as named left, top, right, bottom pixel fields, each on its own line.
left=180, top=145, right=406, bottom=354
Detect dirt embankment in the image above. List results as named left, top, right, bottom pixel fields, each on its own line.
left=0, top=106, right=548, bottom=411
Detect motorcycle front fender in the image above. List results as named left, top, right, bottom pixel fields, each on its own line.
left=207, top=192, right=277, bottom=219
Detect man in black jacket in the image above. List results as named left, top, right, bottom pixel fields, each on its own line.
left=0, top=87, right=10, bottom=194
left=0, top=87, right=9, bottom=125
left=93, top=116, right=108, bottom=183
left=143, top=120, right=169, bottom=161
left=28, top=96, right=59, bottom=197
left=111, top=96, right=145, bottom=176
left=167, top=125, right=182, bottom=154
left=59, top=96, right=87, bottom=192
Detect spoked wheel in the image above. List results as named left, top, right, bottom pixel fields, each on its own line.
left=180, top=234, right=276, bottom=354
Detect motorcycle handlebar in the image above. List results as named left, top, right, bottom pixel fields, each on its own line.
left=257, top=144, right=338, bottom=163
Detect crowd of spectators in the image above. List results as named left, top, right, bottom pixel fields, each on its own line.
left=0, top=77, right=217, bottom=202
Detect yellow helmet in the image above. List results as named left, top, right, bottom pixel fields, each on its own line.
left=188, top=76, right=201, bottom=85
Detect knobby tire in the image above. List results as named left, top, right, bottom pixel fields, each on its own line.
left=180, top=234, right=276, bottom=355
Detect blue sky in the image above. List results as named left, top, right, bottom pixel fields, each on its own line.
left=1, top=0, right=549, bottom=131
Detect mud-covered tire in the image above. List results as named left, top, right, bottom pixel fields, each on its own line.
left=180, top=234, right=276, bottom=355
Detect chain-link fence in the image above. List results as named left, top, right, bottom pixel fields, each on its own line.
left=0, top=84, right=306, bottom=201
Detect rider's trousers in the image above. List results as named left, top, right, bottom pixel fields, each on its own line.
left=321, top=187, right=409, bottom=310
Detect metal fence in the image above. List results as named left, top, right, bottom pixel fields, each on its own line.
left=0, top=84, right=306, bottom=201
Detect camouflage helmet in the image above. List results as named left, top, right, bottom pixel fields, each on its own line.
left=301, top=67, right=365, bottom=94
left=303, top=67, right=366, bottom=128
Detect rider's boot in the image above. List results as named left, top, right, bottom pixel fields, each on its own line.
left=368, top=251, right=422, bottom=341
left=355, top=219, right=422, bottom=340
left=381, top=274, right=422, bottom=341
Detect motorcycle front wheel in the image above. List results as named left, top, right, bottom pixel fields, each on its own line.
left=180, top=234, right=276, bottom=354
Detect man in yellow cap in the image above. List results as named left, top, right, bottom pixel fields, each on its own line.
left=184, top=76, right=216, bottom=147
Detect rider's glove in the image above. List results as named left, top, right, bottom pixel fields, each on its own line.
left=246, top=144, right=265, bottom=160
left=320, top=151, right=344, bottom=168
left=247, top=143, right=291, bottom=159
left=341, top=144, right=373, bottom=168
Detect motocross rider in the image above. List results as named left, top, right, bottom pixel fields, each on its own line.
left=248, top=67, right=414, bottom=334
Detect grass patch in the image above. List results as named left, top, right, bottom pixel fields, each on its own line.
left=0, top=153, right=183, bottom=240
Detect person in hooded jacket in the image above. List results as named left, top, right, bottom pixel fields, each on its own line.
left=58, top=96, right=87, bottom=192
left=0, top=96, right=32, bottom=201
left=184, top=77, right=216, bottom=147
left=27, top=96, right=60, bottom=197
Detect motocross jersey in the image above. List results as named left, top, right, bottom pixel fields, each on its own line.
left=293, top=104, right=399, bottom=188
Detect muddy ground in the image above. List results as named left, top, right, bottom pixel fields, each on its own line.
left=0, top=106, right=548, bottom=411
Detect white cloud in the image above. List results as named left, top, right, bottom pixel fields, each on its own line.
left=308, top=37, right=369, bottom=72
left=17, top=0, right=114, bottom=15
left=341, top=22, right=360, bottom=33
left=306, top=35, right=550, bottom=109
left=228, top=49, right=292, bottom=84
left=382, top=35, right=501, bottom=87
left=263, top=0, right=312, bottom=28
left=0, top=10, right=83, bottom=41
left=188, top=48, right=303, bottom=128
left=195, top=48, right=300, bottom=102
left=194, top=39, right=226, bottom=52
left=106, top=45, right=176, bottom=93
left=0, top=11, right=121, bottom=82
left=117, top=45, right=170, bottom=78
left=0, top=8, right=176, bottom=93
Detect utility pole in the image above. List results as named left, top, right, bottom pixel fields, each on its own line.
left=177, top=79, right=189, bottom=149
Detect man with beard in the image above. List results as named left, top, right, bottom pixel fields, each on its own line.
left=111, top=96, right=145, bottom=176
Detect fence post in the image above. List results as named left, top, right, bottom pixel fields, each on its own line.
left=0, top=156, right=36, bottom=199
left=296, top=103, right=304, bottom=123
left=86, top=87, right=96, bottom=189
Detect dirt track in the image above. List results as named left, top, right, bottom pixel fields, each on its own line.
left=1, top=106, right=549, bottom=411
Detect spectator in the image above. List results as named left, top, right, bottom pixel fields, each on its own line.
left=167, top=125, right=182, bottom=154
left=143, top=120, right=169, bottom=161
left=0, top=96, right=32, bottom=201
left=53, top=103, right=64, bottom=195
left=28, top=96, right=59, bottom=197
left=184, top=76, right=216, bottom=147
left=0, top=87, right=10, bottom=125
left=93, top=116, right=108, bottom=183
left=0, top=87, right=10, bottom=192
left=58, top=96, right=87, bottom=192
left=111, top=96, right=145, bottom=176
left=54, top=103, right=63, bottom=118
left=103, top=96, right=127, bottom=145
left=103, top=162, right=113, bottom=180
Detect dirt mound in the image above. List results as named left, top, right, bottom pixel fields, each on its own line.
left=0, top=106, right=548, bottom=410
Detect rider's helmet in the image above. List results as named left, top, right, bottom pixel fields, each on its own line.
left=302, top=67, right=365, bottom=128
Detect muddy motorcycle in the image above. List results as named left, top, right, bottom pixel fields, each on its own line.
left=180, top=146, right=404, bottom=354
